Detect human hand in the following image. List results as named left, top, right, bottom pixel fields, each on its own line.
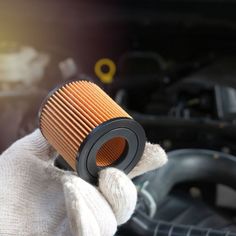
left=0, top=129, right=167, bottom=236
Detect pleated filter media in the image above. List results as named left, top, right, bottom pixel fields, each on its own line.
left=39, top=80, right=146, bottom=183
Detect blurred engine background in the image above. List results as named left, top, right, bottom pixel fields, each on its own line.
left=1, top=0, right=236, bottom=235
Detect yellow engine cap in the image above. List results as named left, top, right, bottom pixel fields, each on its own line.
left=95, top=58, right=116, bottom=84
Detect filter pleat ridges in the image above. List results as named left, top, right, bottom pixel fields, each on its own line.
left=40, top=81, right=131, bottom=169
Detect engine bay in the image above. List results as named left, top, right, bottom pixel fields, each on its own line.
left=1, top=1, right=236, bottom=235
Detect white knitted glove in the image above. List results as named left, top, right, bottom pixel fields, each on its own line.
left=0, top=129, right=167, bottom=236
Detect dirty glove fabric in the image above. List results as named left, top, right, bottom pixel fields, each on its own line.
left=0, top=129, right=167, bottom=236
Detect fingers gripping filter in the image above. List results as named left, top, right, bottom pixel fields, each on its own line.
left=39, top=80, right=146, bottom=183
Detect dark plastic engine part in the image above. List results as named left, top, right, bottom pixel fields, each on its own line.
left=215, top=85, right=236, bottom=120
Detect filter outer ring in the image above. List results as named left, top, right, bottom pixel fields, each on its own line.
left=76, top=117, right=146, bottom=184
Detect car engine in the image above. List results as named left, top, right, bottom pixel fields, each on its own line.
left=1, top=1, right=236, bottom=235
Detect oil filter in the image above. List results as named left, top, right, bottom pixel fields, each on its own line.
left=39, top=80, right=146, bottom=183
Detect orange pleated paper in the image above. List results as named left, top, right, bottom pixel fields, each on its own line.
left=40, top=81, right=131, bottom=169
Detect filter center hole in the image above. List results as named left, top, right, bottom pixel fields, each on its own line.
left=96, top=137, right=127, bottom=167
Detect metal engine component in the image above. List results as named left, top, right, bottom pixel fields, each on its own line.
left=0, top=45, right=49, bottom=86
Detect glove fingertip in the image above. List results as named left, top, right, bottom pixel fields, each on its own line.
left=62, top=174, right=118, bottom=236
left=128, top=142, right=168, bottom=179
left=144, top=142, right=168, bottom=166
left=99, top=168, right=137, bottom=225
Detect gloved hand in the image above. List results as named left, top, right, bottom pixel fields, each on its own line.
left=0, top=129, right=167, bottom=236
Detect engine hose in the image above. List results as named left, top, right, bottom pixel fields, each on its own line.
left=143, top=149, right=236, bottom=206
left=127, top=210, right=236, bottom=236
left=125, top=149, right=236, bottom=236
